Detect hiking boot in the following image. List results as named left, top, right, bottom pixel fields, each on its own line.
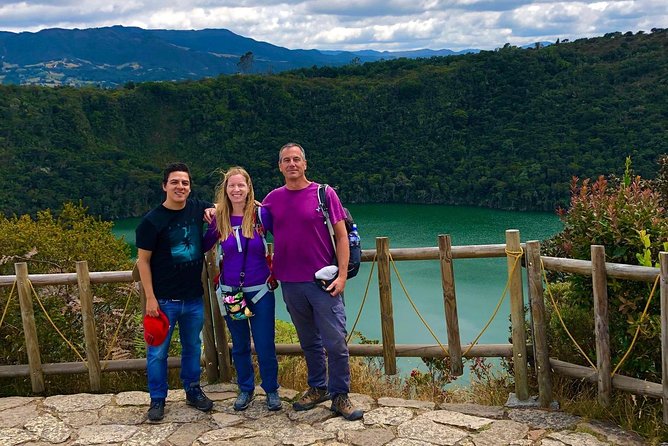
left=330, top=393, right=363, bottom=421
left=266, top=391, right=282, bottom=411
left=147, top=399, right=165, bottom=421
left=233, top=391, right=254, bottom=411
left=293, top=387, right=330, bottom=411
left=186, top=385, right=213, bottom=412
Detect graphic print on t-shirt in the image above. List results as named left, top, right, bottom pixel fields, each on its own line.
left=168, top=221, right=202, bottom=264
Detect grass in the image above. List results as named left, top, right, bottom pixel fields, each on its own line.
left=549, top=375, right=668, bottom=445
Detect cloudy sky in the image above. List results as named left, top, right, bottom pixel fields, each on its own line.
left=0, top=0, right=666, bottom=51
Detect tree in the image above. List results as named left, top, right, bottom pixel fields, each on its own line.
left=238, top=51, right=254, bottom=74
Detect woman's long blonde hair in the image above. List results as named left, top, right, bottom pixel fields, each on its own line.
left=214, top=166, right=257, bottom=239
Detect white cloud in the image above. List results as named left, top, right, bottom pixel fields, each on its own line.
left=0, top=0, right=665, bottom=51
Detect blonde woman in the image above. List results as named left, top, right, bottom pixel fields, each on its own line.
left=203, top=166, right=280, bottom=411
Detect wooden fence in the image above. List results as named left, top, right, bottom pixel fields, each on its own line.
left=1, top=230, right=666, bottom=422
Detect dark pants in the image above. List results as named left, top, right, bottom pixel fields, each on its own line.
left=225, top=290, right=279, bottom=393
left=281, top=281, right=350, bottom=395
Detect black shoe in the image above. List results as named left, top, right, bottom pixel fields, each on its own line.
left=234, top=391, right=254, bottom=411
left=186, top=385, right=213, bottom=412
left=147, top=399, right=165, bottom=421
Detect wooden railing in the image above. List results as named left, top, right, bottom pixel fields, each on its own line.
left=1, top=230, right=666, bottom=422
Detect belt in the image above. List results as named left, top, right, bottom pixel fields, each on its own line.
left=217, top=281, right=276, bottom=309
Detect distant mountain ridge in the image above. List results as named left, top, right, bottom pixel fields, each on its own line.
left=0, top=26, right=478, bottom=86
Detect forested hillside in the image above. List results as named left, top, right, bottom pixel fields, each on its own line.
left=1, top=30, right=667, bottom=219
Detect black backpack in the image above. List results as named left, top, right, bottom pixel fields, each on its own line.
left=317, top=184, right=361, bottom=279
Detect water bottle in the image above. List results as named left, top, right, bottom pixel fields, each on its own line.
left=347, top=223, right=362, bottom=278
left=349, top=223, right=360, bottom=247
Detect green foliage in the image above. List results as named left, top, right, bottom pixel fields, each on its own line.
left=0, top=202, right=132, bottom=274
left=404, top=357, right=455, bottom=399
left=1, top=31, right=668, bottom=218
left=275, top=319, right=299, bottom=343
left=556, top=175, right=668, bottom=265
left=0, top=203, right=136, bottom=368
left=545, top=282, right=596, bottom=366
left=634, top=230, right=668, bottom=268
left=547, top=171, right=667, bottom=381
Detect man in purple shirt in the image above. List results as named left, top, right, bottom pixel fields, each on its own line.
left=262, top=142, right=363, bottom=421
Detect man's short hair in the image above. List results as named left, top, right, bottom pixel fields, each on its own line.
left=162, top=162, right=192, bottom=185
left=279, top=142, right=306, bottom=161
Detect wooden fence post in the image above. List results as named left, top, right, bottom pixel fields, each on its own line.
left=438, top=235, right=463, bottom=376
left=14, top=262, right=45, bottom=393
left=201, top=262, right=220, bottom=383
left=376, top=237, right=397, bottom=375
left=131, top=263, right=146, bottom=317
left=506, top=229, right=529, bottom=400
left=205, top=249, right=232, bottom=381
left=591, top=245, right=611, bottom=406
left=76, top=261, right=101, bottom=392
left=525, top=241, right=552, bottom=407
left=660, top=252, right=668, bottom=424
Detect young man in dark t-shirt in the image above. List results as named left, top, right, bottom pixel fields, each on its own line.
left=135, top=162, right=214, bottom=421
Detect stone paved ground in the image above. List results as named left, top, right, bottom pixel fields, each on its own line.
left=0, top=383, right=650, bottom=445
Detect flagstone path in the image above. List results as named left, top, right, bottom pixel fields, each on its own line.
left=0, top=383, right=651, bottom=445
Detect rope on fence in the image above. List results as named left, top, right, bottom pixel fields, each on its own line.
left=539, top=259, right=661, bottom=377
left=388, top=252, right=450, bottom=358
left=12, top=276, right=137, bottom=370
left=610, top=273, right=660, bottom=377
left=28, top=279, right=87, bottom=365
left=346, top=254, right=377, bottom=344
left=101, top=283, right=137, bottom=367
left=540, top=258, right=596, bottom=369
left=375, top=247, right=524, bottom=360
left=0, top=280, right=16, bottom=329
left=462, top=247, right=524, bottom=357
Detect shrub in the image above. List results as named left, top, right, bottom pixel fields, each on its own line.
left=547, top=172, right=668, bottom=381
left=0, top=203, right=136, bottom=369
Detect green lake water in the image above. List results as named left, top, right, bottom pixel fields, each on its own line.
left=113, top=204, right=562, bottom=377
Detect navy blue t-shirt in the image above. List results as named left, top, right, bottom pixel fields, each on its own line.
left=135, top=198, right=211, bottom=300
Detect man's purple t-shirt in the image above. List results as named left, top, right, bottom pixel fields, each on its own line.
left=262, top=182, right=346, bottom=282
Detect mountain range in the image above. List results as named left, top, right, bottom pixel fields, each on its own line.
left=0, top=26, right=478, bottom=87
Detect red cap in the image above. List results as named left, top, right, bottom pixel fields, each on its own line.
left=143, top=310, right=170, bottom=346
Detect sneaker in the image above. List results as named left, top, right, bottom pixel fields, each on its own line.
left=293, top=387, right=330, bottom=411
left=330, top=393, right=363, bottom=421
left=266, top=391, right=282, bottom=411
left=186, top=385, right=214, bottom=412
left=147, top=399, right=165, bottom=421
left=234, top=391, right=254, bottom=411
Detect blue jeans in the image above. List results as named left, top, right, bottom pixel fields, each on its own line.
left=281, top=282, right=350, bottom=396
left=147, top=297, right=204, bottom=399
left=225, top=290, right=279, bottom=393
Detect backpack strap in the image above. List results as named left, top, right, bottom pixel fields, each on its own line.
left=254, top=205, right=278, bottom=289
left=317, top=184, right=337, bottom=254
left=254, top=205, right=269, bottom=257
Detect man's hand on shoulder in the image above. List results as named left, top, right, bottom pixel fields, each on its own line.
left=204, top=206, right=216, bottom=224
